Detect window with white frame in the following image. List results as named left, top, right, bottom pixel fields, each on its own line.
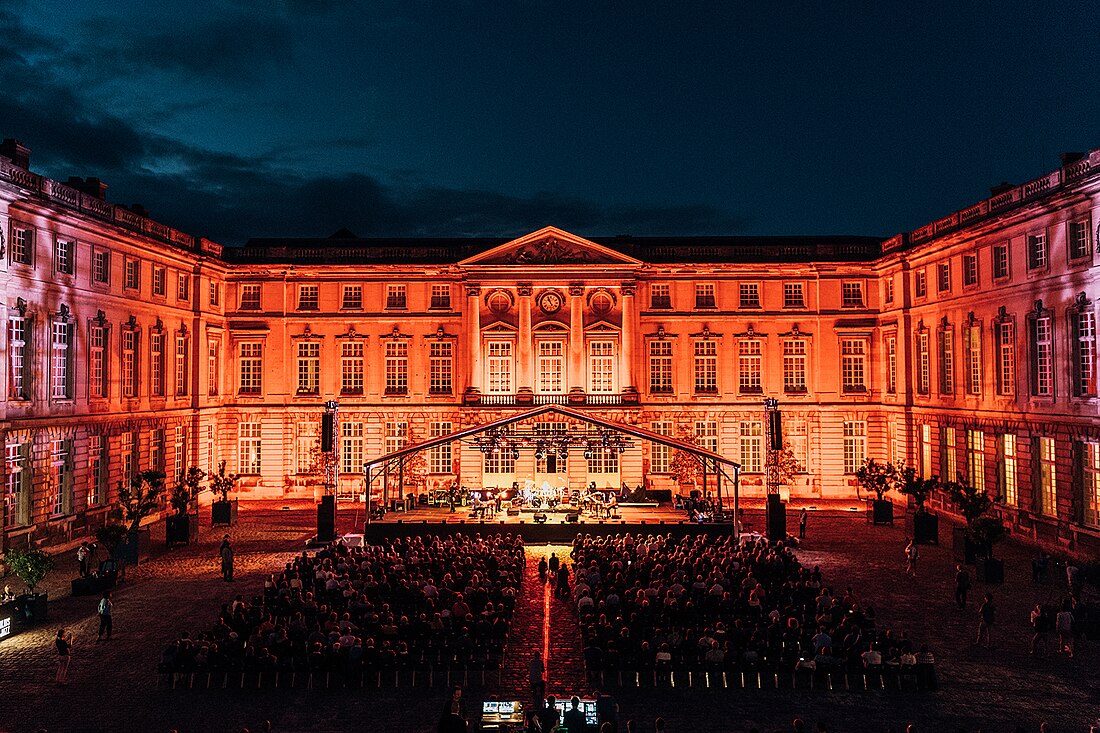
left=885, top=335, right=897, bottom=394
left=209, top=282, right=220, bottom=307
left=840, top=338, right=867, bottom=392
left=1030, top=314, right=1054, bottom=397
left=55, top=238, right=74, bottom=275
left=238, top=342, right=263, bottom=394
left=649, top=340, right=673, bottom=394
left=784, top=282, right=805, bottom=308
left=1027, top=233, right=1047, bottom=270
left=122, top=328, right=138, bottom=398
left=8, top=315, right=29, bottom=400
left=915, top=269, right=927, bottom=297
left=739, top=283, right=761, bottom=309
left=538, top=341, right=565, bottom=393
left=937, top=262, right=951, bottom=293
left=993, top=243, right=1010, bottom=280
left=586, top=448, right=618, bottom=474
left=430, top=284, right=451, bottom=309
left=429, top=422, right=453, bottom=474
left=1072, top=308, right=1097, bottom=397
left=1069, top=220, right=1091, bottom=261
left=4, top=442, right=29, bottom=526
left=996, top=320, right=1016, bottom=396
left=238, top=422, right=261, bottom=474
left=918, top=424, right=932, bottom=478
left=695, top=420, right=718, bottom=454
left=588, top=341, right=615, bottom=393
left=92, top=248, right=110, bottom=284
left=88, top=435, right=107, bottom=507
left=385, top=340, right=408, bottom=394
left=941, top=426, right=958, bottom=482
left=177, top=273, right=190, bottom=301
left=429, top=341, right=453, bottom=394
left=206, top=425, right=216, bottom=475
left=650, top=283, right=671, bottom=309
left=841, top=281, right=864, bottom=308
left=176, top=425, right=190, bottom=480
left=966, top=430, right=985, bottom=490
left=534, top=422, right=567, bottom=474
left=239, top=283, right=261, bottom=310
left=485, top=449, right=517, bottom=475
left=150, top=428, right=165, bottom=473
left=1082, top=441, right=1100, bottom=526
left=738, top=339, right=761, bottom=394
left=124, top=258, right=140, bottom=290
left=965, top=322, right=983, bottom=395
left=341, top=421, right=364, bottom=475
left=487, top=341, right=513, bottom=393
left=121, top=431, right=136, bottom=480
left=297, top=284, right=319, bottom=311
left=695, top=283, right=716, bottom=309
left=296, top=422, right=319, bottom=474
left=341, top=284, right=362, bottom=309
left=998, top=434, right=1017, bottom=506
left=386, top=284, right=407, bottom=309
left=152, top=265, right=167, bottom=296
left=341, top=341, right=365, bottom=395
left=207, top=339, right=219, bottom=396
left=917, top=330, right=930, bottom=395
left=963, top=254, right=979, bottom=287
left=175, top=334, right=188, bottom=396
left=695, top=340, right=718, bottom=393
left=739, top=421, right=763, bottom=473
left=938, top=327, right=954, bottom=395
left=1037, top=436, right=1056, bottom=516
left=884, top=276, right=895, bottom=304
left=783, top=339, right=807, bottom=393
left=297, top=341, right=320, bottom=395
left=788, top=422, right=807, bottom=472
left=89, top=322, right=106, bottom=399
left=49, top=438, right=71, bottom=516
left=650, top=421, right=672, bottom=473
left=384, top=422, right=407, bottom=456
left=843, top=421, right=867, bottom=474
left=10, top=224, right=34, bottom=266
left=50, top=319, right=72, bottom=400
left=150, top=332, right=165, bottom=397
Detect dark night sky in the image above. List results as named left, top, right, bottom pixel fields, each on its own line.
left=1, top=0, right=1097, bottom=246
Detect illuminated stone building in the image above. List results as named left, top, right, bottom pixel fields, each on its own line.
left=1, top=137, right=1099, bottom=553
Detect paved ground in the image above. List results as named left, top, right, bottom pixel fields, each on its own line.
left=0, top=503, right=1098, bottom=733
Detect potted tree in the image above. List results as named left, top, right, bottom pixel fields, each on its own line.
left=856, top=458, right=899, bottom=525
left=946, top=480, right=992, bottom=564
left=210, top=461, right=240, bottom=527
left=115, top=469, right=166, bottom=565
left=166, top=466, right=205, bottom=547
left=668, top=426, right=702, bottom=501
left=3, top=548, right=53, bottom=625
left=971, top=515, right=1008, bottom=584
left=95, top=523, right=128, bottom=585
left=899, top=466, right=940, bottom=544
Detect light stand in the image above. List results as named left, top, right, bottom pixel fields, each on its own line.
left=317, top=400, right=339, bottom=543
left=763, top=397, right=786, bottom=541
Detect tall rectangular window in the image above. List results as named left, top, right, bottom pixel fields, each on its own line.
left=884, top=277, right=895, bottom=304
left=341, top=341, right=365, bottom=395
left=384, top=421, right=407, bottom=456
left=843, top=421, right=867, bottom=474
left=487, top=341, right=513, bottom=393
left=996, top=321, right=1016, bottom=396
left=993, top=243, right=1010, bottom=280
left=938, top=328, right=955, bottom=395
left=429, top=422, right=453, bottom=474
left=841, top=281, right=864, bottom=307
left=486, top=449, right=518, bottom=475
left=341, top=284, right=362, bottom=309
left=1072, top=310, right=1097, bottom=397
left=999, top=434, right=1017, bottom=506
left=297, top=341, right=321, bottom=395
left=209, top=282, right=220, bottom=307
left=4, top=442, right=28, bottom=526
left=1031, top=315, right=1054, bottom=397
left=739, top=421, right=763, bottom=473
left=538, top=341, right=565, bottom=393
left=937, top=262, right=951, bottom=293
left=430, top=284, right=451, bottom=309
left=695, top=283, right=716, bottom=309
left=918, top=424, right=933, bottom=478
left=386, top=284, right=407, bottom=309
left=174, top=425, right=187, bottom=476
left=152, top=265, right=166, bottom=296
left=384, top=341, right=408, bottom=394
left=917, top=331, right=930, bottom=395
left=55, top=238, right=74, bottom=275
left=89, top=324, right=106, bottom=399
left=739, top=283, right=761, bottom=309
left=429, top=341, right=453, bottom=394
left=150, top=332, right=165, bottom=397
left=784, top=282, right=805, bottom=308
left=586, top=448, right=619, bottom=475
left=841, top=338, right=867, bottom=392
left=124, top=258, right=140, bottom=290
left=150, top=428, right=165, bottom=473
left=783, top=339, right=807, bottom=393
left=695, top=340, right=718, bottom=393
left=51, top=320, right=72, bottom=400
left=92, top=249, right=110, bottom=284
left=88, top=435, right=107, bottom=507
left=650, top=421, right=672, bottom=473
left=650, top=284, right=671, bottom=309
left=9, top=316, right=28, bottom=400
left=238, top=342, right=263, bottom=394
left=695, top=420, right=719, bottom=454
left=177, top=273, right=190, bottom=301
left=885, top=335, right=897, bottom=394
left=967, top=430, right=985, bottom=490
left=1069, top=220, right=1091, bottom=261
left=588, top=341, right=615, bottom=393
left=915, top=270, right=927, bottom=297
left=121, top=431, right=136, bottom=480
left=49, top=439, right=71, bottom=516
left=1027, top=233, right=1047, bottom=270
left=175, top=335, right=188, bottom=396
left=296, top=422, right=318, bottom=474
left=738, top=340, right=761, bottom=393
left=1082, top=442, right=1100, bottom=526
left=207, top=339, right=219, bottom=396
left=297, top=284, right=319, bottom=311
left=1037, top=436, right=1056, bottom=516
left=649, top=340, right=673, bottom=394
left=341, top=422, right=364, bottom=475
left=942, top=426, right=958, bottom=483
left=239, top=283, right=261, bottom=310
left=10, top=225, right=33, bottom=266
left=965, top=323, right=983, bottom=395
left=961, top=254, right=978, bottom=287
left=122, top=330, right=138, bottom=398
left=238, top=422, right=262, bottom=474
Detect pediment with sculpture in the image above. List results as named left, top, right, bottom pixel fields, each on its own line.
left=459, top=226, right=642, bottom=267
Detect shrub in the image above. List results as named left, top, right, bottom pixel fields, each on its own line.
left=4, top=548, right=54, bottom=593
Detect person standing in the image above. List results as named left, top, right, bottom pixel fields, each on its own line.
left=954, top=565, right=970, bottom=609
left=529, top=650, right=546, bottom=701
left=76, top=542, right=90, bottom=578
left=798, top=508, right=808, bottom=540
left=562, top=696, right=587, bottom=733
left=1055, top=601, right=1075, bottom=657
left=976, top=592, right=994, bottom=648
left=220, top=535, right=234, bottom=582
left=904, top=538, right=918, bottom=576
left=1029, top=603, right=1050, bottom=654
left=55, top=628, right=74, bottom=685
left=97, top=591, right=113, bottom=641
left=438, top=685, right=468, bottom=733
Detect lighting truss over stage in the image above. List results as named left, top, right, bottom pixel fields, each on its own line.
left=469, top=426, right=634, bottom=460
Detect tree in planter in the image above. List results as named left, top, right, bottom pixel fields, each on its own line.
left=171, top=466, right=206, bottom=516
left=116, top=470, right=167, bottom=531
left=209, top=461, right=240, bottom=502
left=897, top=466, right=939, bottom=513
left=4, top=548, right=54, bottom=594
left=969, top=516, right=1008, bottom=556
left=855, top=458, right=900, bottom=501
left=945, top=480, right=992, bottom=528
left=668, top=426, right=702, bottom=490
left=95, top=523, right=129, bottom=558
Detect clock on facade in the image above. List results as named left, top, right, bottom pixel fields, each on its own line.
left=538, top=290, right=563, bottom=314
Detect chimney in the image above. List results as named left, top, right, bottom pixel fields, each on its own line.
left=989, top=181, right=1015, bottom=197
left=130, top=204, right=150, bottom=218
left=65, top=176, right=109, bottom=201
left=1059, top=151, right=1085, bottom=167
left=0, top=139, right=31, bottom=169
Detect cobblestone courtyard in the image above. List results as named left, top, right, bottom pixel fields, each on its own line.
left=1, top=503, right=1098, bottom=733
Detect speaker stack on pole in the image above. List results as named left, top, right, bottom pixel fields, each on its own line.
left=763, top=397, right=786, bottom=542
left=318, top=401, right=339, bottom=543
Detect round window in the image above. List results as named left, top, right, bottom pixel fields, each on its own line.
left=590, top=291, right=614, bottom=316
left=487, top=290, right=512, bottom=315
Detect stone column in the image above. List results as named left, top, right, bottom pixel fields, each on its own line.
left=568, top=283, right=585, bottom=398
left=620, top=282, right=636, bottom=396
left=517, top=283, right=533, bottom=403
left=465, top=284, right=482, bottom=401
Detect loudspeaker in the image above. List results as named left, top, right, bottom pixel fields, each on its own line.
left=533, top=513, right=548, bottom=524
left=566, top=513, right=580, bottom=523
left=766, top=493, right=786, bottom=541
left=321, top=412, right=335, bottom=453
left=768, top=411, right=783, bottom=451
left=317, top=494, right=336, bottom=542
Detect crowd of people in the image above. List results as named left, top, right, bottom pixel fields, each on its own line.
left=568, top=533, right=935, bottom=688
left=159, top=533, right=526, bottom=681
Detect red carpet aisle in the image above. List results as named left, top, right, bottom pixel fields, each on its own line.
left=500, top=545, right=587, bottom=701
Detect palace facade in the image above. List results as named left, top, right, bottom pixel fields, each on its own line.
left=1, top=138, right=1099, bottom=554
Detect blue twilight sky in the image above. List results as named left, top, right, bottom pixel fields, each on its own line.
left=1, top=0, right=1097, bottom=246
